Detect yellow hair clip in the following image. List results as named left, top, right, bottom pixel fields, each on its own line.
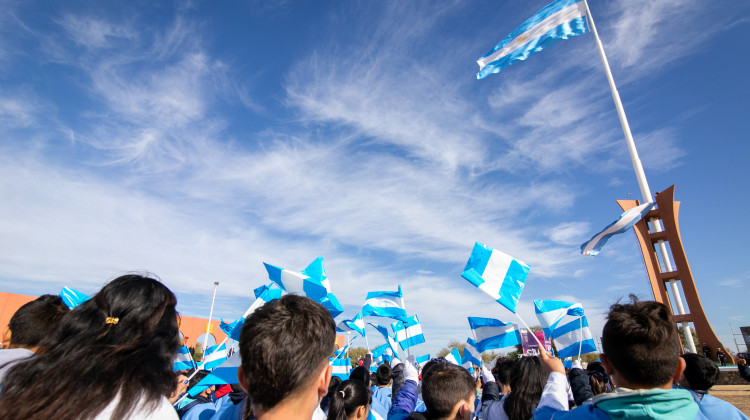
left=105, top=317, right=119, bottom=325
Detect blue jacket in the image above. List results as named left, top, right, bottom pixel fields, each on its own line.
left=687, top=389, right=748, bottom=420
left=387, top=380, right=418, bottom=420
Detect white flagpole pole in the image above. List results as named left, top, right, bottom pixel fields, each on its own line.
left=578, top=317, right=583, bottom=360
left=514, top=312, right=545, bottom=351
left=403, top=321, right=411, bottom=359
left=582, top=0, right=696, bottom=353
left=202, top=282, right=220, bottom=360
left=346, top=332, right=351, bottom=359
left=364, top=331, right=370, bottom=352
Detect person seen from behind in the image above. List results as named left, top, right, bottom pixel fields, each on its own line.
left=534, top=295, right=699, bottom=420
left=480, top=356, right=546, bottom=420
left=0, top=274, right=181, bottom=419
left=327, top=379, right=371, bottom=420
left=677, top=353, right=748, bottom=419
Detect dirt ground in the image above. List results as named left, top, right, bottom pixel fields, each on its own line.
left=710, top=385, right=750, bottom=416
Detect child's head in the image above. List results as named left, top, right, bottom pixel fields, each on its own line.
left=421, top=362, right=475, bottom=419
left=6, top=294, right=69, bottom=350
left=679, top=353, right=720, bottom=391
left=375, top=364, right=392, bottom=386
left=326, top=380, right=370, bottom=420
left=601, top=296, right=682, bottom=388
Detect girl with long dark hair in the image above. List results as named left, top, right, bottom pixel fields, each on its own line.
left=483, top=356, right=546, bottom=420
left=0, top=274, right=181, bottom=419
left=326, top=379, right=371, bottom=420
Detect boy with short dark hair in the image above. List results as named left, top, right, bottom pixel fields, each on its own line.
left=389, top=361, right=475, bottom=420
left=678, top=353, right=748, bottom=419
left=237, top=294, right=336, bottom=420
left=535, top=297, right=699, bottom=419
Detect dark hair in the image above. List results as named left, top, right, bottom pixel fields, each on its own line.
left=601, top=296, right=680, bottom=387
left=327, top=380, right=370, bottom=420
left=421, top=362, right=475, bottom=418
left=504, top=356, right=545, bottom=420
left=239, top=294, right=336, bottom=412
left=7, top=294, right=69, bottom=348
left=681, top=353, right=720, bottom=391
left=321, top=376, right=344, bottom=412
left=0, top=274, right=179, bottom=420
left=492, top=357, right=515, bottom=387
left=586, top=361, right=610, bottom=395
left=190, top=370, right=212, bottom=389
left=350, top=365, right=370, bottom=386
left=375, top=364, right=392, bottom=386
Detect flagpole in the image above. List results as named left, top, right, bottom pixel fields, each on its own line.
left=346, top=332, right=351, bottom=359
left=514, top=312, right=545, bottom=351
left=577, top=317, right=583, bottom=360
left=403, top=321, right=411, bottom=359
left=582, top=0, right=696, bottom=353
left=202, top=281, right=220, bottom=359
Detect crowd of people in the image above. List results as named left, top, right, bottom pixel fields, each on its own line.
left=0, top=274, right=748, bottom=419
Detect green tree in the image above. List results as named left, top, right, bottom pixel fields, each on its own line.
left=347, top=346, right=369, bottom=367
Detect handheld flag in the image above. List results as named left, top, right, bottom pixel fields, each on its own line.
left=337, top=312, right=367, bottom=337
left=362, top=286, right=407, bottom=321
left=371, top=343, right=390, bottom=359
left=330, top=357, right=351, bottom=379
left=462, top=242, right=530, bottom=313
left=199, top=343, right=228, bottom=370
left=188, top=352, right=241, bottom=396
left=263, top=260, right=328, bottom=300
left=463, top=338, right=483, bottom=366
left=551, top=315, right=597, bottom=358
left=219, top=318, right=242, bottom=337
left=476, top=0, right=589, bottom=79
left=317, top=292, right=344, bottom=318
left=173, top=345, right=196, bottom=371
left=369, top=323, right=401, bottom=358
left=445, top=348, right=462, bottom=365
left=60, top=287, right=90, bottom=309
left=533, top=300, right=582, bottom=336
left=581, top=202, right=656, bottom=256
left=416, top=354, right=431, bottom=369
left=242, top=286, right=282, bottom=318
left=468, top=317, right=522, bottom=352
left=391, top=315, right=425, bottom=350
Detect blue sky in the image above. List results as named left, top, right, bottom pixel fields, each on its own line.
left=1, top=0, right=749, bottom=357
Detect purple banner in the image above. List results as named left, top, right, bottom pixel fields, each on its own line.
left=520, top=331, right=552, bottom=356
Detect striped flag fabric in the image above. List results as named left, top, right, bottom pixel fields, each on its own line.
left=416, top=354, right=431, bottom=369
left=188, top=352, right=241, bottom=397
left=476, top=0, right=589, bottom=79
left=551, top=315, right=597, bottom=359
left=533, top=300, right=582, bottom=337
left=173, top=345, right=196, bottom=371
left=581, top=202, right=656, bottom=256
left=463, top=338, right=483, bottom=366
left=467, top=317, right=522, bottom=352
left=199, top=343, right=228, bottom=370
left=60, top=287, right=90, bottom=309
left=462, top=242, right=530, bottom=313
left=445, top=348, right=462, bottom=365
left=242, top=285, right=282, bottom=318
left=331, top=357, right=351, bottom=379
left=337, top=312, right=366, bottom=337
left=391, top=315, right=425, bottom=350
left=369, top=323, right=401, bottom=357
left=263, top=260, right=328, bottom=300
left=362, top=286, right=408, bottom=321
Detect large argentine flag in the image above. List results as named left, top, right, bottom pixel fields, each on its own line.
left=263, top=261, right=328, bottom=300
left=551, top=315, right=597, bottom=359
left=173, top=345, right=196, bottom=371
left=391, top=315, right=425, bottom=350
left=445, top=348, right=462, bottom=365
left=331, top=357, right=351, bottom=379
left=468, top=316, right=522, bottom=352
left=188, top=352, right=241, bottom=397
left=337, top=312, right=366, bottom=337
left=462, top=242, right=530, bottom=313
left=242, top=285, right=282, bottom=318
left=581, top=202, right=656, bottom=256
left=533, top=300, right=583, bottom=337
left=463, top=338, right=483, bottom=367
left=476, top=0, right=589, bottom=79
left=362, top=286, right=407, bottom=321
left=199, top=343, right=228, bottom=370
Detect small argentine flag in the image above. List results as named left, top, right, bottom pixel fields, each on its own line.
left=362, top=286, right=407, bottom=321
left=445, top=348, right=462, bottom=365
left=60, top=287, right=90, bottom=309
left=199, top=343, right=228, bottom=370
left=463, top=338, right=483, bottom=367
left=188, top=352, right=241, bottom=397
left=462, top=242, right=530, bottom=313
left=391, top=315, right=425, bottom=350
left=468, top=317, right=522, bottom=352
left=242, top=285, right=282, bottom=319
left=330, top=357, right=351, bottom=379
left=551, top=315, right=597, bottom=359
left=533, top=300, right=583, bottom=336
left=476, top=0, right=589, bottom=79
left=173, top=345, right=196, bottom=371
left=369, top=323, right=401, bottom=358
left=416, top=354, right=431, bottom=369
left=263, top=260, right=328, bottom=301
left=337, top=312, right=366, bottom=337
left=580, top=202, right=656, bottom=256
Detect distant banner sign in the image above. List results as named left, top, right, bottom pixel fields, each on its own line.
left=740, top=326, right=750, bottom=351
left=520, top=331, right=552, bottom=356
